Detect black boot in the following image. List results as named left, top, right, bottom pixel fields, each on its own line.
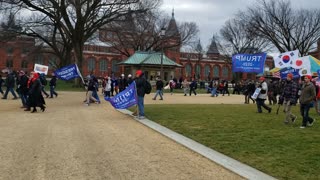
left=31, top=108, right=37, bottom=113
left=40, top=106, right=46, bottom=112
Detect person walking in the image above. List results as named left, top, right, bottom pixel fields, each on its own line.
left=26, top=72, right=46, bottom=113
left=0, top=74, right=4, bottom=95
left=16, top=70, right=29, bottom=108
left=39, top=73, right=49, bottom=98
left=279, top=73, right=298, bottom=124
left=152, top=76, right=164, bottom=100
left=189, top=78, right=197, bottom=96
left=134, top=70, right=147, bottom=119
left=256, top=77, right=272, bottom=113
left=2, top=71, right=18, bottom=100
left=182, top=78, right=189, bottom=96
left=49, top=73, right=58, bottom=98
left=299, top=75, right=316, bottom=128
left=118, top=74, right=127, bottom=92
left=169, top=79, right=176, bottom=95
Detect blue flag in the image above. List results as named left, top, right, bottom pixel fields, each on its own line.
left=105, top=81, right=137, bottom=109
left=232, top=53, right=267, bottom=73
left=280, top=67, right=300, bottom=79
left=54, top=64, right=81, bottom=81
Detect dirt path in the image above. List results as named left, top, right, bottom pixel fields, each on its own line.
left=0, top=92, right=245, bottom=180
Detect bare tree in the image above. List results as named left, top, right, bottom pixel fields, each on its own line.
left=242, top=0, right=320, bottom=55
left=0, top=0, right=161, bottom=74
left=101, top=9, right=199, bottom=57
left=220, top=17, right=271, bottom=56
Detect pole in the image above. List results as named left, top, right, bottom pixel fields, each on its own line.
left=160, top=44, right=164, bottom=81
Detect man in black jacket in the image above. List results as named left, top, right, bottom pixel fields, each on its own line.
left=2, top=72, right=18, bottom=99
left=49, top=73, right=58, bottom=98
left=152, top=76, right=164, bottom=100
left=134, top=70, right=146, bottom=119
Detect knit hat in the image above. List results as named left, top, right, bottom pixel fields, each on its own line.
left=305, top=75, right=312, bottom=80
left=259, top=76, right=265, bottom=81
left=136, top=70, right=143, bottom=76
left=128, top=74, right=132, bottom=78
left=287, top=73, right=293, bottom=79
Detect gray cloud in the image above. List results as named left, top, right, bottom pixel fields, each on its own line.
left=162, top=0, right=320, bottom=49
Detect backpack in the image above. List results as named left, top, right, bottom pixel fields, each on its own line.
left=145, top=81, right=152, bottom=94
left=40, top=76, right=47, bottom=86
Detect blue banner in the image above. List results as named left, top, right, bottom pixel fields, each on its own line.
left=280, top=67, right=300, bottom=79
left=232, top=53, right=267, bottom=73
left=105, top=81, right=137, bottom=109
left=54, top=64, right=81, bottom=81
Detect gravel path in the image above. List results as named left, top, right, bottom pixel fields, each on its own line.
left=0, top=91, right=245, bottom=180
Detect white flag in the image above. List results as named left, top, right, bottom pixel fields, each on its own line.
left=291, top=55, right=311, bottom=70
left=273, top=50, right=299, bottom=68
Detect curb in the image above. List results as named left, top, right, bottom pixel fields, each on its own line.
left=118, top=109, right=277, bottom=180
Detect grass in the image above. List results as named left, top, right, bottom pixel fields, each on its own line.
left=54, top=80, right=85, bottom=91
left=142, top=104, right=320, bottom=180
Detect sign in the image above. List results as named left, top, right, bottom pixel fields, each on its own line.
left=232, top=53, right=267, bottom=73
left=34, top=64, right=49, bottom=75
left=251, top=88, right=261, bottom=100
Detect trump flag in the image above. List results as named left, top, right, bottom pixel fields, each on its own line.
left=273, top=50, right=299, bottom=68
left=54, top=64, right=82, bottom=81
left=105, top=81, right=137, bottom=109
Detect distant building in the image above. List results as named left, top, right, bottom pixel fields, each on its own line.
left=0, top=12, right=279, bottom=81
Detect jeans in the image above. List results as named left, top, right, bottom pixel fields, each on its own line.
left=300, top=103, right=314, bottom=127
left=50, top=86, right=58, bottom=97
left=41, top=86, right=49, bottom=96
left=3, top=87, right=17, bottom=98
left=20, top=93, right=28, bottom=107
left=189, top=88, right=197, bottom=96
left=92, top=89, right=100, bottom=102
left=211, top=87, right=218, bottom=97
left=137, top=96, right=144, bottom=116
left=256, top=98, right=271, bottom=113
left=153, top=90, right=163, bottom=99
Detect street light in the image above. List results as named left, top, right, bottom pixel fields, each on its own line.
left=160, top=28, right=166, bottom=80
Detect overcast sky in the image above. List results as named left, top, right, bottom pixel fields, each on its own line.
left=161, top=0, right=320, bottom=52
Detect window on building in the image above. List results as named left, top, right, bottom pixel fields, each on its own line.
left=21, top=48, right=29, bottom=54
left=213, top=66, right=219, bottom=77
left=195, top=64, right=201, bottom=78
left=87, top=58, right=96, bottom=72
left=21, top=60, right=28, bottom=69
left=204, top=65, right=210, bottom=77
left=112, top=59, right=119, bottom=73
left=6, top=47, right=13, bottom=55
left=100, top=59, right=107, bottom=72
left=222, top=66, right=229, bottom=78
left=48, top=56, right=58, bottom=69
left=34, top=54, right=44, bottom=64
left=6, top=59, right=13, bottom=68
left=185, top=64, right=191, bottom=77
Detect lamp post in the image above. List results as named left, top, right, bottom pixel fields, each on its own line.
left=160, top=28, right=166, bottom=80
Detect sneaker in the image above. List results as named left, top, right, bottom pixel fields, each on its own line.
left=152, top=98, right=156, bottom=100
left=300, top=126, right=306, bottom=129
left=159, top=98, right=163, bottom=100
left=1, top=97, right=7, bottom=99
left=138, top=116, right=145, bottom=120
left=84, top=103, right=89, bottom=106
left=291, top=116, right=297, bottom=123
left=12, top=97, right=18, bottom=100
left=307, top=119, right=316, bottom=127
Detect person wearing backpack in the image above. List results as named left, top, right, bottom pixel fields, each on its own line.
left=134, top=70, right=147, bottom=119
left=39, top=73, right=49, bottom=98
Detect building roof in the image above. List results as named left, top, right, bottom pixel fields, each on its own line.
left=207, top=36, right=219, bottom=54
left=118, top=51, right=182, bottom=67
left=165, top=9, right=179, bottom=37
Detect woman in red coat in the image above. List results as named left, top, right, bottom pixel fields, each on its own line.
left=25, top=72, right=46, bottom=113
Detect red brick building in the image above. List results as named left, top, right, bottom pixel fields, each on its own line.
left=0, top=13, right=277, bottom=81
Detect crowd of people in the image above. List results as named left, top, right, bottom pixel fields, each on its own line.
left=1, top=70, right=58, bottom=113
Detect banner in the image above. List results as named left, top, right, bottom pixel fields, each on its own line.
left=232, top=53, right=267, bottom=73
left=273, top=50, right=299, bottom=68
left=54, top=64, right=82, bottom=81
left=34, top=64, right=49, bottom=75
left=105, top=81, right=137, bottom=109
left=279, top=67, right=300, bottom=79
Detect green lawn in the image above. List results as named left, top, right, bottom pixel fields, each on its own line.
left=55, top=80, right=85, bottom=91
left=143, top=104, right=320, bottom=180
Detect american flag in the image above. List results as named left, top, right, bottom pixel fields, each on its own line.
left=273, top=71, right=281, bottom=78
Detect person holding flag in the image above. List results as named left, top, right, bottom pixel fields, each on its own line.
left=135, top=70, right=147, bottom=119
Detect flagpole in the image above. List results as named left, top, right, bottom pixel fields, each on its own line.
left=133, top=81, right=139, bottom=117
left=75, top=64, right=85, bottom=85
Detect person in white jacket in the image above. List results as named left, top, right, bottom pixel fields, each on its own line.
left=256, top=76, right=272, bottom=113
left=104, top=77, right=112, bottom=98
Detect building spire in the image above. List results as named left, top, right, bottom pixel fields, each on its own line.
left=172, top=8, right=174, bottom=18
